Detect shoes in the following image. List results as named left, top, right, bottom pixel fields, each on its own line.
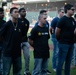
left=24, top=72, right=31, bottom=75
left=53, top=69, right=56, bottom=72
left=47, top=70, right=52, bottom=74
left=71, top=65, right=76, bottom=69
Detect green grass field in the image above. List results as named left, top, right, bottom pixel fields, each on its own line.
left=10, top=50, right=76, bottom=75
left=9, top=39, right=76, bottom=75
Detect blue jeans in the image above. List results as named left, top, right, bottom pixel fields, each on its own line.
left=21, top=42, right=30, bottom=73
left=0, top=46, right=3, bottom=75
left=3, top=57, right=22, bottom=75
left=51, top=38, right=58, bottom=69
left=74, top=43, right=76, bottom=65
left=32, top=58, right=49, bottom=75
left=71, top=43, right=76, bottom=66
left=56, top=43, right=74, bottom=75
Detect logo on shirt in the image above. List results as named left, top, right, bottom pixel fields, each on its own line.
left=22, top=21, right=24, bottom=23
left=38, top=32, right=48, bottom=36
left=25, top=24, right=27, bottom=26
left=19, top=29, right=21, bottom=32
left=38, top=32, right=41, bottom=36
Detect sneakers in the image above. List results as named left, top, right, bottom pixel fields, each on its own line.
left=24, top=72, right=31, bottom=75
left=71, top=65, right=76, bottom=69
left=47, top=70, right=52, bottom=74
left=53, top=69, right=56, bottom=72
left=24, top=70, right=51, bottom=75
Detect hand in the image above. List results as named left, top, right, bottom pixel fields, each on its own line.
left=74, top=28, right=76, bottom=35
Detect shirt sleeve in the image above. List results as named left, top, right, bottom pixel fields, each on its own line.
left=26, top=20, right=29, bottom=33
left=51, top=18, right=57, bottom=28
left=29, top=27, right=37, bottom=40
left=56, top=17, right=65, bottom=29
left=0, top=22, right=7, bottom=36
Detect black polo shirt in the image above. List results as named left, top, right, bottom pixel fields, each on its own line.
left=56, top=16, right=76, bottom=44
left=0, top=20, right=25, bottom=58
left=0, top=20, right=6, bottom=28
left=29, top=25, right=50, bottom=58
left=18, top=18, right=29, bottom=42
left=0, top=20, right=6, bottom=43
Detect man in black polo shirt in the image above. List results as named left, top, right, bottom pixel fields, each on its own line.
left=35, top=10, right=51, bottom=74
left=19, top=8, right=31, bottom=75
left=50, top=8, right=64, bottom=72
left=0, top=7, right=25, bottom=75
left=0, top=8, right=6, bottom=75
left=55, top=4, right=75, bottom=75
left=28, top=14, right=50, bottom=75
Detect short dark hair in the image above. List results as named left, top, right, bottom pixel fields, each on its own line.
left=0, top=8, right=4, bottom=12
left=39, top=10, right=47, bottom=14
left=10, top=7, right=18, bottom=14
left=58, top=8, right=64, bottom=13
left=64, top=4, right=74, bottom=13
left=19, top=8, right=25, bottom=13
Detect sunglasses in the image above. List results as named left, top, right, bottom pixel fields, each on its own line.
left=61, top=12, right=64, bottom=13
left=21, top=10, right=26, bottom=12
left=71, top=9, right=75, bottom=11
left=43, top=18, right=46, bottom=20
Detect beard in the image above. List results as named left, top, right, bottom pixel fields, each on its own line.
left=21, top=14, right=26, bottom=18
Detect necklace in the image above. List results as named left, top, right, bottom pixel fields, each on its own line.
left=11, top=21, right=18, bottom=31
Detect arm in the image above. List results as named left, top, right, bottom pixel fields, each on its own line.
left=0, top=22, right=7, bottom=36
left=55, top=27, right=61, bottom=41
left=74, top=20, right=76, bottom=35
left=28, top=38, right=34, bottom=47
left=49, top=27, right=54, bottom=34
left=74, top=28, right=76, bottom=35
left=28, top=27, right=37, bottom=47
left=49, top=18, right=57, bottom=34
left=26, top=20, right=29, bottom=33
left=55, top=17, right=65, bottom=40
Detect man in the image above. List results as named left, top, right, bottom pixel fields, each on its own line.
left=19, top=8, right=31, bottom=75
left=28, top=14, right=50, bottom=75
left=35, top=9, right=51, bottom=74
left=0, top=8, right=6, bottom=75
left=71, top=14, right=76, bottom=68
left=35, top=10, right=49, bottom=28
left=0, top=7, right=25, bottom=75
left=55, top=4, right=75, bottom=75
left=50, top=8, right=64, bottom=72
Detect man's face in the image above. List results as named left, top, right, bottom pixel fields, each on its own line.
left=59, top=10, right=64, bottom=17
left=43, top=12, right=47, bottom=18
left=20, top=10, right=26, bottom=17
left=40, top=15, right=47, bottom=24
left=0, top=11, right=4, bottom=19
left=68, top=7, right=75, bottom=16
left=11, top=9, right=19, bottom=19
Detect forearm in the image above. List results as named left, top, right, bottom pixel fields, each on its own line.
left=55, top=33, right=60, bottom=41
left=50, top=27, right=54, bottom=34
left=55, top=27, right=61, bottom=41
left=28, top=38, right=34, bottom=47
